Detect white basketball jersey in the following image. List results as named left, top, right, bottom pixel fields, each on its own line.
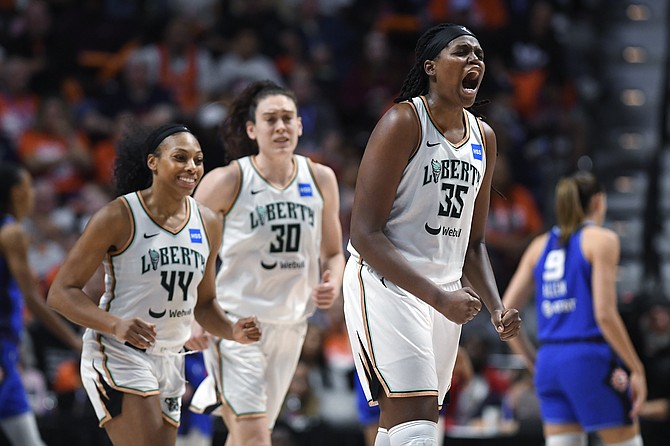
left=217, top=155, right=323, bottom=322
left=86, top=193, right=210, bottom=351
left=356, top=97, right=487, bottom=284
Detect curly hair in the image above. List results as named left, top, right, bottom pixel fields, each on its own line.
left=221, top=80, right=298, bottom=162
left=113, top=122, right=193, bottom=196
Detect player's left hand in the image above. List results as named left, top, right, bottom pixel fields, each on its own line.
left=491, top=307, right=521, bottom=341
left=312, top=270, right=338, bottom=309
left=629, top=370, right=647, bottom=418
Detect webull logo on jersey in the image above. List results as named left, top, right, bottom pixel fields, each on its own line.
left=250, top=201, right=315, bottom=229
left=141, top=246, right=206, bottom=274
left=260, top=259, right=306, bottom=270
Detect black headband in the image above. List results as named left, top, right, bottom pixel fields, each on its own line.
left=421, top=24, right=477, bottom=62
left=145, top=124, right=192, bottom=154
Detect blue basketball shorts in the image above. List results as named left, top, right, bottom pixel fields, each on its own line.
left=535, top=341, right=633, bottom=432
left=0, top=340, right=31, bottom=420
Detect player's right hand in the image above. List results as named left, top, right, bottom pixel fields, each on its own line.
left=112, top=317, right=157, bottom=349
left=438, top=287, right=482, bottom=325
left=232, top=316, right=261, bottom=344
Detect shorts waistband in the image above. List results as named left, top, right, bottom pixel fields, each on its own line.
left=540, top=336, right=606, bottom=345
left=123, top=341, right=186, bottom=356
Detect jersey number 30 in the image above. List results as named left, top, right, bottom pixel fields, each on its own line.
left=270, top=223, right=301, bottom=253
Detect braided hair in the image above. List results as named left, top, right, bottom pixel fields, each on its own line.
left=221, top=80, right=298, bottom=162
left=395, top=23, right=477, bottom=103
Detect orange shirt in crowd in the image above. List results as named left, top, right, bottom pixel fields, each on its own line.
left=17, top=130, right=91, bottom=196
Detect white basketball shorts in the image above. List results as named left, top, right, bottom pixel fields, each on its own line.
left=190, top=316, right=308, bottom=429
left=342, top=256, right=462, bottom=407
left=80, top=333, right=186, bottom=427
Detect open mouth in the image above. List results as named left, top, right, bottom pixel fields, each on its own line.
left=462, top=71, right=480, bottom=91
left=178, top=176, right=196, bottom=185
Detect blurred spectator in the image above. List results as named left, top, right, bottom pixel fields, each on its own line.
left=338, top=29, right=403, bottom=139
left=287, top=0, right=356, bottom=96
left=54, top=0, right=141, bottom=94
left=24, top=180, right=67, bottom=286
left=336, top=142, right=359, bottom=253
left=1, top=0, right=76, bottom=96
left=209, top=1, right=288, bottom=59
left=166, top=0, right=220, bottom=36
left=281, top=358, right=322, bottom=435
left=500, top=1, right=589, bottom=187
left=501, top=368, right=543, bottom=441
left=448, top=335, right=510, bottom=426
left=317, top=299, right=357, bottom=429
left=624, top=295, right=670, bottom=446
left=133, top=15, right=216, bottom=121
left=80, top=50, right=179, bottom=140
left=16, top=96, right=92, bottom=204
left=280, top=322, right=325, bottom=435
left=191, top=101, right=228, bottom=173
left=443, top=346, right=475, bottom=429
left=0, top=56, right=39, bottom=147
left=273, top=27, right=308, bottom=80
left=89, top=113, right=133, bottom=193
left=502, top=0, right=567, bottom=121
left=280, top=298, right=361, bottom=437
left=486, top=153, right=544, bottom=292
left=289, top=63, right=341, bottom=158
left=211, top=26, right=283, bottom=97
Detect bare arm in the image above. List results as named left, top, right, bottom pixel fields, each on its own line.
left=349, top=104, right=480, bottom=324
left=586, top=227, right=646, bottom=417
left=1, top=223, right=82, bottom=351
left=193, top=163, right=240, bottom=216
left=350, top=104, right=442, bottom=302
left=501, top=234, right=548, bottom=372
left=192, top=203, right=260, bottom=343
left=311, top=162, right=345, bottom=309
left=462, top=122, right=521, bottom=339
left=47, top=198, right=157, bottom=349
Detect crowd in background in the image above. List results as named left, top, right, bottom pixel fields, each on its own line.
left=0, top=0, right=667, bottom=445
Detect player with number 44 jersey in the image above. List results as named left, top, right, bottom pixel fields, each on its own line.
left=47, top=124, right=260, bottom=446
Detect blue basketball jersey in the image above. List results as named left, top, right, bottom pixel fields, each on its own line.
left=0, top=214, right=31, bottom=420
left=532, top=225, right=603, bottom=343
left=0, top=214, right=24, bottom=345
